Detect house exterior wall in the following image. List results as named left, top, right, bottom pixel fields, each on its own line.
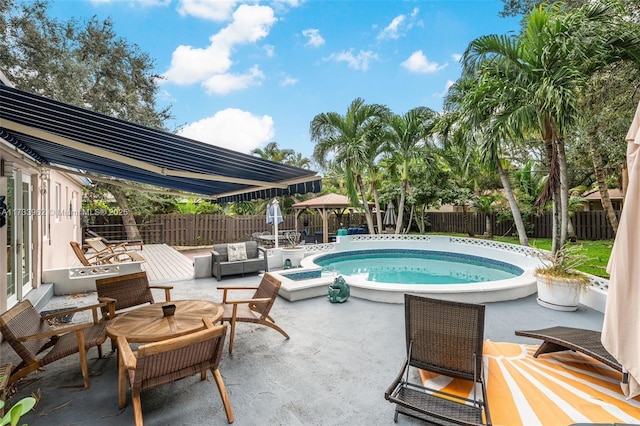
left=41, top=170, right=84, bottom=271
left=0, top=147, right=84, bottom=313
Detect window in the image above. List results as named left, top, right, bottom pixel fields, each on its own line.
left=42, top=179, right=49, bottom=239
left=55, top=182, right=61, bottom=221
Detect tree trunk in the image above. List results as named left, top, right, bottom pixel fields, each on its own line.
left=405, top=204, right=414, bottom=234
left=396, top=179, right=408, bottom=234
left=556, top=138, right=569, bottom=249
left=370, top=181, right=383, bottom=234
left=106, top=184, right=141, bottom=240
left=461, top=204, right=474, bottom=237
left=567, top=218, right=577, bottom=242
left=356, top=175, right=376, bottom=234
left=485, top=214, right=493, bottom=238
left=496, top=159, right=529, bottom=246
left=589, top=135, right=619, bottom=237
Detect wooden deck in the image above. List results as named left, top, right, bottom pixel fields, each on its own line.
left=71, top=244, right=195, bottom=283
left=140, top=244, right=194, bottom=283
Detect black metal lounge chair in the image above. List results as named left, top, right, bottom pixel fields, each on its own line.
left=385, top=295, right=491, bottom=425
left=515, top=326, right=623, bottom=373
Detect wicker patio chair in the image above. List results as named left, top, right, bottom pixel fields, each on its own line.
left=217, top=272, right=289, bottom=353
left=96, top=272, right=173, bottom=350
left=385, top=294, right=491, bottom=425
left=70, top=241, right=121, bottom=266
left=117, top=318, right=234, bottom=425
left=95, top=271, right=173, bottom=320
left=0, top=300, right=107, bottom=388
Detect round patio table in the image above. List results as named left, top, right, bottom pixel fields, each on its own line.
left=106, top=300, right=223, bottom=343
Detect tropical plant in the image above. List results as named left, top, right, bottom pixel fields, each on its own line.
left=384, top=107, right=437, bottom=233
left=534, top=244, right=590, bottom=285
left=0, top=0, right=175, bottom=239
left=462, top=1, right=640, bottom=255
left=311, top=98, right=391, bottom=234
left=440, top=76, right=531, bottom=245
left=252, top=142, right=295, bottom=163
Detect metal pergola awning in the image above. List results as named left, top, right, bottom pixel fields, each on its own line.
left=0, top=84, right=321, bottom=202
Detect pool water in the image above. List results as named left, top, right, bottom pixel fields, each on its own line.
left=314, top=249, right=523, bottom=285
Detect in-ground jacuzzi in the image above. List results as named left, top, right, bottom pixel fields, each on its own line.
left=270, top=235, right=543, bottom=304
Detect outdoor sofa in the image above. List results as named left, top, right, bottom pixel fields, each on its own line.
left=211, top=240, right=268, bottom=281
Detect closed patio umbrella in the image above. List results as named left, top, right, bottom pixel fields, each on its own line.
left=383, top=202, right=396, bottom=228
left=602, top=100, right=640, bottom=398
left=266, top=199, right=284, bottom=248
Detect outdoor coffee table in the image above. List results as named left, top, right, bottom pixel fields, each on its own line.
left=106, top=300, right=224, bottom=343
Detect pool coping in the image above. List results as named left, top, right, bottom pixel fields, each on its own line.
left=270, top=235, right=608, bottom=309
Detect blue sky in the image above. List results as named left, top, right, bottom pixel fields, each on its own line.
left=46, top=0, right=521, bottom=159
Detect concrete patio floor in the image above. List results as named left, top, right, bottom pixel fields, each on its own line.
left=2, top=273, right=606, bottom=425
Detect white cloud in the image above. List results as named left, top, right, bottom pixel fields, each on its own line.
left=434, top=80, right=456, bottom=98
left=203, top=65, right=265, bottom=94
left=163, top=4, right=276, bottom=94
left=280, top=76, right=298, bottom=86
left=211, top=4, right=276, bottom=48
left=378, top=15, right=405, bottom=40
left=302, top=28, right=325, bottom=47
left=326, top=49, right=378, bottom=71
left=452, top=53, right=462, bottom=62
left=377, top=8, right=420, bottom=41
left=178, top=108, right=275, bottom=153
left=263, top=44, right=276, bottom=57
left=90, top=0, right=170, bottom=5
left=176, top=0, right=238, bottom=21
left=164, top=44, right=233, bottom=85
left=401, top=50, right=447, bottom=74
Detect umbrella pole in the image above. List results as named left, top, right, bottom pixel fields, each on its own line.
left=273, top=199, right=279, bottom=249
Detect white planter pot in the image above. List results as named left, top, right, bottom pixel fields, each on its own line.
left=536, top=275, right=583, bottom=312
left=282, top=247, right=305, bottom=268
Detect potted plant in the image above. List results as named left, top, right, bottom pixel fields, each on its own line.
left=281, top=231, right=305, bottom=268
left=534, top=244, right=591, bottom=311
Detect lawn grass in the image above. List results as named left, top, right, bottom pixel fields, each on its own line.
left=428, top=233, right=613, bottom=278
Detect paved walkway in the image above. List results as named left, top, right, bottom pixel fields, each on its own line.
left=3, top=273, right=606, bottom=425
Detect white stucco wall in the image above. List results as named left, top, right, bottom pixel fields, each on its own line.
left=41, top=170, right=85, bottom=271
left=0, top=149, right=85, bottom=312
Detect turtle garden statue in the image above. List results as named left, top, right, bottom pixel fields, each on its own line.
left=328, top=275, right=350, bottom=303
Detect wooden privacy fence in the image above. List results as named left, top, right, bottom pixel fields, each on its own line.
left=85, top=210, right=618, bottom=246
left=427, top=210, right=618, bottom=241
left=86, top=213, right=352, bottom=246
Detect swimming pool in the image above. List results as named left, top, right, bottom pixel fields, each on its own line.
left=272, top=235, right=542, bottom=304
left=314, top=249, right=523, bottom=284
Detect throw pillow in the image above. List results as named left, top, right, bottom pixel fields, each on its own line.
left=227, top=242, right=248, bottom=262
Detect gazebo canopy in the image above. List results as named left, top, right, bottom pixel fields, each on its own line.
left=293, top=193, right=367, bottom=243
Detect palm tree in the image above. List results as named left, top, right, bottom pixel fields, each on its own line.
left=252, top=142, right=295, bottom=163
left=463, top=1, right=640, bottom=254
left=311, top=98, right=391, bottom=234
left=474, top=193, right=502, bottom=238
left=443, top=75, right=532, bottom=246
left=385, top=107, right=437, bottom=234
